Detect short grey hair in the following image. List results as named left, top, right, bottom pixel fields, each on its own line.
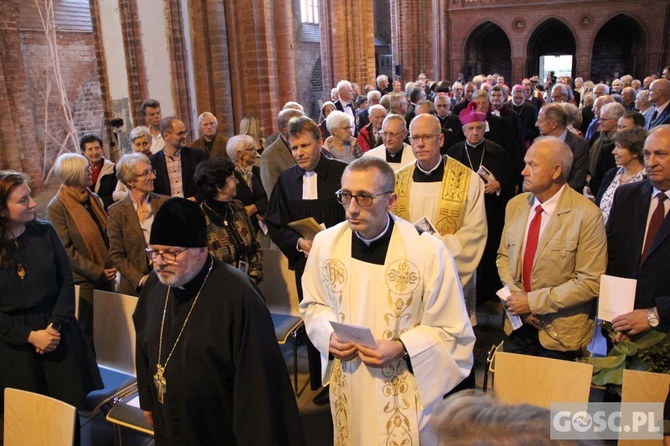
left=283, top=101, right=304, bottom=111
left=367, top=90, right=381, bottom=101
left=226, top=135, right=255, bottom=161
left=277, top=108, right=304, bottom=134
left=337, top=80, right=352, bottom=95
left=601, top=102, right=626, bottom=120
left=129, top=126, right=152, bottom=143
left=197, top=112, right=218, bottom=128
left=376, top=74, right=388, bottom=85
left=326, top=110, right=351, bottom=133
left=368, top=104, right=387, bottom=116
left=116, top=153, right=151, bottom=187
left=53, top=153, right=90, bottom=187
left=382, top=114, right=407, bottom=130
left=345, top=157, right=395, bottom=193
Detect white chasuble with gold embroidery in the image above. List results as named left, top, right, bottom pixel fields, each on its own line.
left=300, top=215, right=475, bottom=446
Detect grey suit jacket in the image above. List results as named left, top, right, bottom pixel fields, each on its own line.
left=497, top=186, right=607, bottom=351
left=107, top=193, right=168, bottom=295
left=564, top=131, right=590, bottom=192
left=260, top=136, right=296, bottom=198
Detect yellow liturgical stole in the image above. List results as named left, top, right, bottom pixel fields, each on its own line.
left=392, top=156, right=470, bottom=236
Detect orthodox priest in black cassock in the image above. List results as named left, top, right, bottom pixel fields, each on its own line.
left=449, top=107, right=515, bottom=307
left=265, top=132, right=347, bottom=393
left=134, top=198, right=304, bottom=445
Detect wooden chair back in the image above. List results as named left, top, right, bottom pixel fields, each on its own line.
left=3, top=388, right=76, bottom=446
left=493, top=352, right=593, bottom=409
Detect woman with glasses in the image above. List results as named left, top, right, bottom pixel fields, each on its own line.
left=194, top=158, right=262, bottom=283
left=47, top=153, right=117, bottom=344
left=112, top=126, right=153, bottom=202
left=0, top=171, right=102, bottom=413
left=108, top=153, right=168, bottom=296
left=323, top=110, right=363, bottom=163
left=226, top=136, right=267, bottom=233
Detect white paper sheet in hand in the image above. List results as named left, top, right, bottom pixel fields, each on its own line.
left=497, top=285, right=523, bottom=330
left=329, top=321, right=378, bottom=348
left=597, top=274, right=637, bottom=322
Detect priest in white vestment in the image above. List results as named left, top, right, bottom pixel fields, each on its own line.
left=300, top=157, right=475, bottom=445
left=391, top=114, right=487, bottom=324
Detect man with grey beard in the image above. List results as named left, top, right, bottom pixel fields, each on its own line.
left=134, top=198, right=304, bottom=445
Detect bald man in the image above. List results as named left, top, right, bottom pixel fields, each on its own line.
left=648, top=79, right=670, bottom=129
left=392, top=114, right=487, bottom=326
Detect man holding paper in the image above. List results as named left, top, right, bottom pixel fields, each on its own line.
left=497, top=137, right=607, bottom=359
left=607, top=125, right=670, bottom=342
left=265, top=116, right=347, bottom=404
left=391, top=113, right=487, bottom=323
left=300, top=157, right=475, bottom=445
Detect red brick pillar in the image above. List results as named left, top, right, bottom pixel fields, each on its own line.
left=0, top=1, right=44, bottom=188
left=576, top=54, right=592, bottom=82
left=511, top=57, right=526, bottom=85
left=189, top=0, right=235, bottom=136
left=222, top=0, right=297, bottom=133
left=319, top=0, right=376, bottom=98
left=390, top=0, right=435, bottom=83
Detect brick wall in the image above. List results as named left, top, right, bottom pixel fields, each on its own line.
left=0, top=0, right=101, bottom=189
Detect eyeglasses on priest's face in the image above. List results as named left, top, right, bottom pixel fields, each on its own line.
left=335, top=190, right=393, bottom=207
left=145, top=247, right=187, bottom=265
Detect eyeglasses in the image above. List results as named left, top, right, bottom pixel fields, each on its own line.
left=338, top=126, right=353, bottom=131
left=380, top=130, right=406, bottom=139
left=145, top=247, right=187, bottom=265
left=335, top=190, right=393, bottom=207
left=409, top=134, right=440, bottom=144
left=137, top=169, right=156, bottom=178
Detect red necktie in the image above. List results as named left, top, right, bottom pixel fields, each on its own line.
left=641, top=193, right=668, bottom=263
left=523, top=205, right=543, bottom=292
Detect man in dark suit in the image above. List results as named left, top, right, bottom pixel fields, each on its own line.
left=333, top=80, right=356, bottom=135
left=150, top=117, right=208, bottom=199
left=355, top=90, right=381, bottom=134
left=259, top=108, right=304, bottom=198
left=471, top=90, right=522, bottom=185
left=608, top=125, right=670, bottom=347
left=434, top=93, right=464, bottom=142
left=508, top=84, right=539, bottom=150
left=535, top=103, right=589, bottom=192
left=189, top=112, right=229, bottom=159
left=453, top=82, right=477, bottom=116
left=648, top=79, right=670, bottom=130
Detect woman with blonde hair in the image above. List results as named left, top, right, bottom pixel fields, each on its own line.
left=47, top=153, right=116, bottom=343
left=239, top=115, right=265, bottom=154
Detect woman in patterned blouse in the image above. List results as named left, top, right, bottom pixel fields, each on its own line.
left=194, top=158, right=263, bottom=283
left=596, top=127, right=647, bottom=224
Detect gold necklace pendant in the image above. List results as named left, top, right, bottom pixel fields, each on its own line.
left=16, top=263, right=25, bottom=280
left=154, top=363, right=167, bottom=404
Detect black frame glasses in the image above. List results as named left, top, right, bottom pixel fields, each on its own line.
left=145, top=247, right=187, bottom=265
left=335, top=190, right=393, bottom=207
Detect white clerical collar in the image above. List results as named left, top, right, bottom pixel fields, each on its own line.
left=416, top=157, right=443, bottom=175
left=302, top=171, right=318, bottom=199
left=355, top=214, right=390, bottom=246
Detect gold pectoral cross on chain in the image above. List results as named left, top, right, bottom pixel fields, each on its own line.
left=154, top=364, right=167, bottom=404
